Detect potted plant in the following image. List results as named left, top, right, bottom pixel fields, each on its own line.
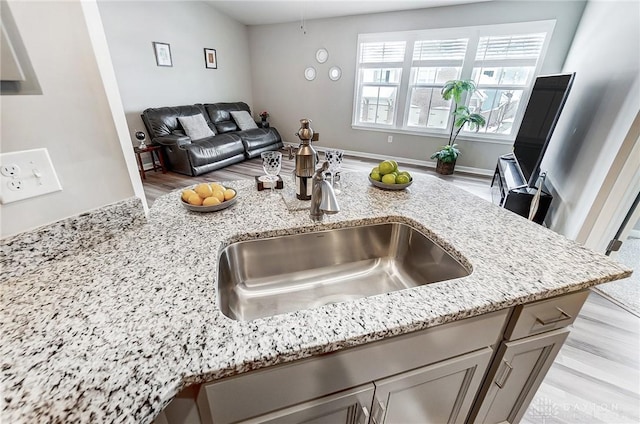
left=431, top=79, right=486, bottom=175
left=259, top=111, right=269, bottom=128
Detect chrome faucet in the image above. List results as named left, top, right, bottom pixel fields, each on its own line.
left=310, top=162, right=340, bottom=221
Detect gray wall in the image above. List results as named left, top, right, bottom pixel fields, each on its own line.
left=246, top=1, right=586, bottom=172
left=97, top=1, right=253, bottom=145
left=1, top=0, right=134, bottom=238
left=542, top=0, right=640, bottom=241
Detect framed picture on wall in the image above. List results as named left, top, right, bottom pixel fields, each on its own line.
left=204, top=48, right=217, bottom=69
left=153, top=42, right=172, bottom=67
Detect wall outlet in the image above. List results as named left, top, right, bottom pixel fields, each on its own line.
left=387, top=135, right=393, bottom=143
left=7, top=179, right=23, bottom=191
left=0, top=148, right=62, bottom=204
left=1, top=164, right=21, bottom=177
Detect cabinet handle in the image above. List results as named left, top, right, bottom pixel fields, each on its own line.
left=371, top=398, right=386, bottom=424
left=357, top=405, right=370, bottom=424
left=495, top=360, right=513, bottom=389
left=535, top=307, right=572, bottom=326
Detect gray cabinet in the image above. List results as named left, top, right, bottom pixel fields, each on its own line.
left=248, top=347, right=494, bottom=424
left=159, top=291, right=588, bottom=424
left=472, top=329, right=569, bottom=424
left=242, top=384, right=374, bottom=424
left=371, top=348, right=493, bottom=424
left=469, top=290, right=588, bottom=424
left=196, top=310, right=508, bottom=424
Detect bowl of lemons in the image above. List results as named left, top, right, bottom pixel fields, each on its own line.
left=368, top=159, right=413, bottom=190
left=180, top=182, right=238, bottom=212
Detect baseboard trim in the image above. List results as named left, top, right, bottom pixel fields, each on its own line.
left=282, top=142, right=494, bottom=177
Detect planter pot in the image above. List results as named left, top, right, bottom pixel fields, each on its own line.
left=436, top=159, right=456, bottom=175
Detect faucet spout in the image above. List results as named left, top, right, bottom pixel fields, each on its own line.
left=310, top=162, right=340, bottom=221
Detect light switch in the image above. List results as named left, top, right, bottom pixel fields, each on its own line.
left=0, top=148, right=62, bottom=204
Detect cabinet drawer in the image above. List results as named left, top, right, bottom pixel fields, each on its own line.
left=504, top=290, right=588, bottom=340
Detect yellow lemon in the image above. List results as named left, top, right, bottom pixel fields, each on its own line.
left=370, top=171, right=382, bottom=181
left=210, top=182, right=226, bottom=193
left=223, top=188, right=236, bottom=201
left=203, top=196, right=221, bottom=206
left=212, top=189, right=225, bottom=203
left=187, top=193, right=203, bottom=206
left=390, top=160, right=399, bottom=172
left=195, top=183, right=213, bottom=199
left=181, top=189, right=197, bottom=202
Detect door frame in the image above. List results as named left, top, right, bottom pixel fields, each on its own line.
left=577, top=111, right=640, bottom=252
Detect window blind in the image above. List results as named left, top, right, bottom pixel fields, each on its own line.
left=412, top=38, right=468, bottom=61
left=360, top=41, right=406, bottom=63
left=475, top=33, right=546, bottom=61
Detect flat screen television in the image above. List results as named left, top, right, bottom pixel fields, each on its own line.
left=513, top=72, right=575, bottom=188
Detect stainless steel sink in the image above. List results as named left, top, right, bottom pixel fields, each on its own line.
left=217, top=222, right=470, bottom=321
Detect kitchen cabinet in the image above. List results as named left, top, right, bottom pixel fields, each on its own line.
left=370, top=347, right=493, bottom=424
left=470, top=329, right=569, bottom=423
left=241, top=347, right=493, bottom=424
left=195, top=310, right=508, bottom=424
left=156, top=291, right=588, bottom=424
left=242, top=384, right=374, bottom=424
left=469, top=290, right=589, bottom=423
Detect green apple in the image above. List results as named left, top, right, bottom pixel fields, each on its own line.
left=381, top=173, right=397, bottom=184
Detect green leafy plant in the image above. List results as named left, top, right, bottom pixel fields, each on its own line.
left=430, top=144, right=461, bottom=163
left=432, top=79, right=486, bottom=163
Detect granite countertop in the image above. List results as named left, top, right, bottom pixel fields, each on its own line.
left=1, top=173, right=631, bottom=423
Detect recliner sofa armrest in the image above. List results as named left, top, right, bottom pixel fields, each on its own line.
left=153, top=134, right=191, bottom=147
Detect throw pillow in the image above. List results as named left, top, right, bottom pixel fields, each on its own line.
left=230, top=110, right=258, bottom=131
left=177, top=114, right=215, bottom=141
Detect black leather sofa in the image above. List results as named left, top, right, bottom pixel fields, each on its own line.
left=141, top=102, right=282, bottom=176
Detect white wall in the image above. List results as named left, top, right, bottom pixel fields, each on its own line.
left=97, top=1, right=253, bottom=144
left=1, top=0, right=135, bottom=239
left=245, top=0, right=586, bottom=171
left=542, top=0, right=640, bottom=242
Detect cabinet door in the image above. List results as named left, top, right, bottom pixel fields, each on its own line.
left=473, top=328, right=569, bottom=424
left=370, top=347, right=493, bottom=424
left=241, top=383, right=374, bottom=424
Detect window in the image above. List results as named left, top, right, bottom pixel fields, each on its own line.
left=352, top=21, right=555, bottom=142
left=356, top=41, right=405, bottom=126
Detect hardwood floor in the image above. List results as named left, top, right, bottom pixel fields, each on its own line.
left=141, top=153, right=639, bottom=423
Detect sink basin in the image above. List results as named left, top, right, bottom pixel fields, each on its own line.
left=217, top=222, right=470, bottom=321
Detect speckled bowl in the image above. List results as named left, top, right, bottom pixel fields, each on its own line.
left=368, top=176, right=413, bottom=190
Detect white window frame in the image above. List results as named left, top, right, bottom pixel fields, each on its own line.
left=352, top=21, right=556, bottom=144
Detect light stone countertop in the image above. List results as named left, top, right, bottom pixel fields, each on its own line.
left=0, top=173, right=631, bottom=423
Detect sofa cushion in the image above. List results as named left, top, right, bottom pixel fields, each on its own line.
left=142, top=105, right=211, bottom=138
left=178, top=114, right=216, bottom=141
left=230, top=110, right=258, bottom=131
left=185, top=133, right=245, bottom=167
left=204, top=102, right=251, bottom=134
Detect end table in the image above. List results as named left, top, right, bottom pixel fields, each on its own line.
left=134, top=145, right=166, bottom=179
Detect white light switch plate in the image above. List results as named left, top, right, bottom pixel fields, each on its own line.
left=0, top=148, right=62, bottom=204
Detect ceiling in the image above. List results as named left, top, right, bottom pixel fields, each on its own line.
left=207, top=0, right=492, bottom=26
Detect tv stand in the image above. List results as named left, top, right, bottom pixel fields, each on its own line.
left=491, top=154, right=552, bottom=225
